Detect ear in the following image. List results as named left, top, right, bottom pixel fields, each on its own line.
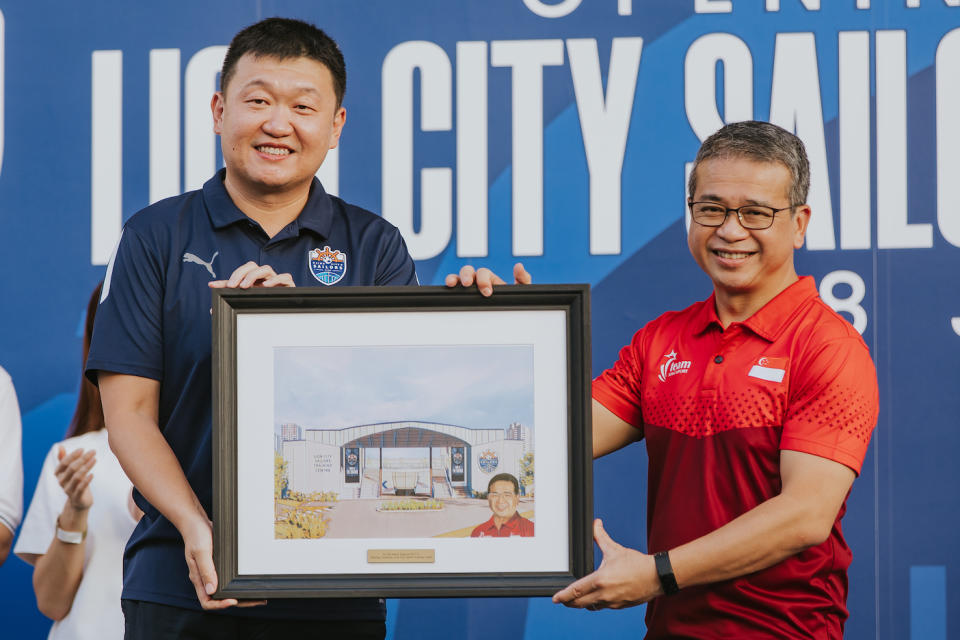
left=211, top=92, right=225, bottom=135
left=792, top=204, right=811, bottom=249
left=329, top=107, right=347, bottom=150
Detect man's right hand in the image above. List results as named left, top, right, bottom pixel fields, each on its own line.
left=181, top=515, right=266, bottom=610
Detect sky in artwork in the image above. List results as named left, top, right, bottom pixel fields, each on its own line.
left=274, top=344, right=534, bottom=433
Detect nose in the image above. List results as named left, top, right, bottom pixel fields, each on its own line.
left=714, top=209, right=750, bottom=240
left=261, top=106, right=294, bottom=137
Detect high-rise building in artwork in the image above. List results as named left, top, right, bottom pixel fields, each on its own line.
left=281, top=423, right=303, bottom=441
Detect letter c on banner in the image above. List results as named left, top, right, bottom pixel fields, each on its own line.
left=522, top=0, right=582, bottom=18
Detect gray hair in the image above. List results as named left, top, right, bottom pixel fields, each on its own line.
left=687, top=121, right=810, bottom=206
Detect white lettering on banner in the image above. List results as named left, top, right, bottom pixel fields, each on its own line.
left=694, top=0, right=732, bottom=13
left=522, top=0, right=582, bottom=18
left=769, top=33, right=836, bottom=250
left=491, top=39, right=564, bottom=256
left=618, top=0, right=633, bottom=15
left=568, top=37, right=643, bottom=255
left=0, top=10, right=4, bottom=178
left=150, top=49, right=181, bottom=204
left=839, top=32, right=871, bottom=249
left=937, top=28, right=960, bottom=247
left=91, top=50, right=123, bottom=266
left=382, top=41, right=453, bottom=261
left=381, top=38, right=635, bottom=260
left=456, top=42, right=489, bottom=257
left=820, top=270, right=867, bottom=334
left=876, top=31, right=933, bottom=249
left=684, top=33, right=753, bottom=231
left=184, top=46, right=226, bottom=192
left=684, top=29, right=960, bottom=250
left=684, top=33, right=754, bottom=142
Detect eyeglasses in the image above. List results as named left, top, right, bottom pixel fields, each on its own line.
left=488, top=492, right=516, bottom=499
left=688, top=201, right=793, bottom=230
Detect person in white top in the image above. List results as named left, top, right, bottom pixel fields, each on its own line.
left=15, top=283, right=141, bottom=640
left=0, top=364, right=23, bottom=565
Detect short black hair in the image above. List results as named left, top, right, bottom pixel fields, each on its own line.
left=487, top=473, right=519, bottom=494
left=220, top=17, right=346, bottom=107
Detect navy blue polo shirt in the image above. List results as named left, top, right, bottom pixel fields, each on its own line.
left=85, top=169, right=417, bottom=619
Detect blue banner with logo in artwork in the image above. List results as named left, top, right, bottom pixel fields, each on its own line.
left=1, top=1, right=958, bottom=638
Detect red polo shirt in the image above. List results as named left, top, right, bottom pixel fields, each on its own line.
left=594, top=276, right=878, bottom=639
left=470, top=513, right=535, bottom=538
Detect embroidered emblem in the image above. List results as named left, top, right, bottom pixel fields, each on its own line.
left=309, top=246, right=347, bottom=285
left=748, top=356, right=788, bottom=383
left=182, top=251, right=219, bottom=279
left=478, top=449, right=499, bottom=474
left=658, top=350, right=692, bottom=383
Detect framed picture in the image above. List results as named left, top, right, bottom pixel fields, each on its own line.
left=212, top=285, right=592, bottom=598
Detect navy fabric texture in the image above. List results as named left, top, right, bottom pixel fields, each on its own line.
left=86, top=170, right=417, bottom=619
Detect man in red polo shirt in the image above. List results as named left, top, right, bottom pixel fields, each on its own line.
left=471, top=473, right=535, bottom=538
left=553, top=121, right=878, bottom=638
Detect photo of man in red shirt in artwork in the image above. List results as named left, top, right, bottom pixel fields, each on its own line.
left=471, top=473, right=534, bottom=538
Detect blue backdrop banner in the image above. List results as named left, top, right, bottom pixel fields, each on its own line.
left=1, top=1, right=958, bottom=638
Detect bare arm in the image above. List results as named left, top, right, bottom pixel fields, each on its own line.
left=98, top=373, right=257, bottom=610
left=554, top=450, right=855, bottom=609
left=0, top=525, right=11, bottom=566
left=25, top=448, right=95, bottom=620
left=592, top=400, right=642, bottom=458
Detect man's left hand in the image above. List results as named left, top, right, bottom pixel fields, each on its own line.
left=552, top=519, right=662, bottom=610
left=444, top=262, right=532, bottom=297
left=208, top=261, right=295, bottom=289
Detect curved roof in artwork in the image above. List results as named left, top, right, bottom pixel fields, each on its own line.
left=303, top=420, right=507, bottom=448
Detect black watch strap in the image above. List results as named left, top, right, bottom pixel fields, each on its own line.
left=654, top=551, right=680, bottom=595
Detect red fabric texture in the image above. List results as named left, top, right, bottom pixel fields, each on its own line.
left=470, top=513, right=535, bottom=538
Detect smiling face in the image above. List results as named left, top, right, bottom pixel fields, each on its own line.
left=212, top=53, right=345, bottom=200
left=687, top=156, right=810, bottom=319
left=487, top=480, right=519, bottom=523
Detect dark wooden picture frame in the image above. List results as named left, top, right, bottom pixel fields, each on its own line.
left=212, top=285, right=592, bottom=598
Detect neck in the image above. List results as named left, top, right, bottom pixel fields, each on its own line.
left=714, top=272, right=799, bottom=328
left=223, top=173, right=311, bottom=238
left=492, top=514, right=511, bottom=528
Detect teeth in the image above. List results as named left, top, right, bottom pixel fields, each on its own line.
left=716, top=251, right=751, bottom=259
left=258, top=146, right=291, bottom=156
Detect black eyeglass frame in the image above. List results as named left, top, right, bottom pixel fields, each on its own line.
left=687, top=200, right=795, bottom=230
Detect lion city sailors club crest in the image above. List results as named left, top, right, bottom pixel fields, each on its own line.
left=478, top=449, right=500, bottom=473
left=309, top=246, right=347, bottom=285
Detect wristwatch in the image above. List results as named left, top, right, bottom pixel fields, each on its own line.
left=55, top=515, right=87, bottom=544
left=654, top=551, right=680, bottom=595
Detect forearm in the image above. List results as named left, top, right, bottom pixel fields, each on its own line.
left=0, top=525, right=12, bottom=566
left=106, top=413, right=206, bottom=531
left=669, top=491, right=826, bottom=589
left=100, top=374, right=206, bottom=532
left=31, top=504, right=88, bottom=620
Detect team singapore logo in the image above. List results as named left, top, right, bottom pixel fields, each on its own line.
left=658, top=350, right=692, bottom=383
left=309, top=246, right=347, bottom=285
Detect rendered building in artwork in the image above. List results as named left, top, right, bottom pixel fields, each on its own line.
left=277, top=421, right=533, bottom=499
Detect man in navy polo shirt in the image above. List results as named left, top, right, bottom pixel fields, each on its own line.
left=87, top=18, right=527, bottom=639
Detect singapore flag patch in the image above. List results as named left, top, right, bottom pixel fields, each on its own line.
left=748, top=356, right=788, bottom=383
